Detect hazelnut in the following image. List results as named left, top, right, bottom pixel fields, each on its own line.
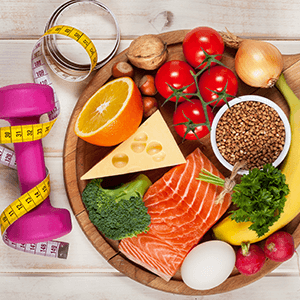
left=139, top=75, right=157, bottom=96
left=112, top=61, right=134, bottom=78
left=142, top=96, right=158, bottom=118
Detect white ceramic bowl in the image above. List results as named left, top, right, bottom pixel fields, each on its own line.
left=210, top=95, right=291, bottom=175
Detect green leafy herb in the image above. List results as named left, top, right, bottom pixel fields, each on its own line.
left=197, top=164, right=289, bottom=237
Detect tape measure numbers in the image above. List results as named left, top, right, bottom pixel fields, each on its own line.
left=0, top=120, right=56, bottom=144
left=2, top=233, right=69, bottom=259
left=38, top=25, right=98, bottom=82
left=0, top=173, right=50, bottom=234
left=44, top=0, right=120, bottom=72
left=0, top=171, right=68, bottom=259
left=0, top=146, right=17, bottom=169
left=0, top=25, right=99, bottom=259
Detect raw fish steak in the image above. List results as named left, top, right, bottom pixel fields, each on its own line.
left=119, top=148, right=231, bottom=281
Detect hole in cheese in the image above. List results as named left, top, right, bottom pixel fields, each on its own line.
left=131, top=142, right=147, bottom=153
left=146, top=142, right=163, bottom=155
left=112, top=153, right=129, bottom=168
left=152, top=151, right=166, bottom=162
left=134, top=132, right=148, bottom=142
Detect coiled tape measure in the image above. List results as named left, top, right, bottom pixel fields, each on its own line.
left=0, top=0, right=120, bottom=259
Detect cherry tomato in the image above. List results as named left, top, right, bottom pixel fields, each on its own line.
left=173, top=99, right=214, bottom=140
left=198, top=66, right=238, bottom=107
left=155, top=60, right=196, bottom=103
left=182, top=27, right=224, bottom=69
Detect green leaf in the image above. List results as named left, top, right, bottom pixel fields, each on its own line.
left=173, top=111, right=209, bottom=142
left=230, top=164, right=289, bottom=237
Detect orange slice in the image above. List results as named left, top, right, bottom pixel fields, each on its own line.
left=74, top=77, right=143, bottom=146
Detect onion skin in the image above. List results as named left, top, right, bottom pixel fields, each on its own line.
left=235, top=40, right=283, bottom=88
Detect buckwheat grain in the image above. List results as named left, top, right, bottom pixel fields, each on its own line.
left=216, top=101, right=285, bottom=170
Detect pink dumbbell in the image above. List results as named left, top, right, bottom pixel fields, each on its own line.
left=0, top=83, right=72, bottom=243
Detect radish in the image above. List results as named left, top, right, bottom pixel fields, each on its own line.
left=264, top=231, right=295, bottom=262
left=235, top=242, right=266, bottom=275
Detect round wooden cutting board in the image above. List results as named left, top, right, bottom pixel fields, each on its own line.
left=63, top=30, right=300, bottom=295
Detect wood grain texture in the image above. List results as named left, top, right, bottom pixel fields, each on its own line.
left=1, top=274, right=300, bottom=300
left=63, top=30, right=300, bottom=295
left=2, top=0, right=300, bottom=39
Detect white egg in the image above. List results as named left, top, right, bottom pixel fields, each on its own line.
left=181, top=240, right=236, bottom=290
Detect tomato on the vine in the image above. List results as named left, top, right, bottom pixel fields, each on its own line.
left=173, top=99, right=214, bottom=140
left=198, top=65, right=238, bottom=107
left=155, top=60, right=196, bottom=103
left=182, top=27, right=224, bottom=69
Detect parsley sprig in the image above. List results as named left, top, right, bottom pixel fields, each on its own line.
left=197, top=164, right=289, bottom=237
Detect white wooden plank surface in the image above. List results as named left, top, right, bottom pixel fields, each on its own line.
left=1, top=276, right=300, bottom=300
left=1, top=1, right=300, bottom=299
left=2, top=0, right=300, bottom=39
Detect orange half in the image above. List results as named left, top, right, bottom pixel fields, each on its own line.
left=75, top=77, right=143, bottom=146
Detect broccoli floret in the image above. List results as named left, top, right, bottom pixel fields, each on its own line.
left=82, top=174, right=152, bottom=240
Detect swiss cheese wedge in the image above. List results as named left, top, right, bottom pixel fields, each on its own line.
left=81, top=110, right=186, bottom=180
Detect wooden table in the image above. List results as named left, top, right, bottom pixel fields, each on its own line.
left=1, top=1, right=300, bottom=299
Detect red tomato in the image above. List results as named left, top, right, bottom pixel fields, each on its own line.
left=173, top=99, right=214, bottom=140
left=155, top=60, right=196, bottom=103
left=198, top=66, right=238, bottom=107
left=182, top=27, right=224, bottom=69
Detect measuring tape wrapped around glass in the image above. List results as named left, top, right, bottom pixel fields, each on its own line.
left=0, top=0, right=120, bottom=259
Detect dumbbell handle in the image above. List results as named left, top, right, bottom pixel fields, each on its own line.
left=11, top=116, right=49, bottom=203
left=5, top=115, right=72, bottom=243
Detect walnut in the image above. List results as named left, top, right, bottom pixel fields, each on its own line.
left=127, top=34, right=168, bottom=70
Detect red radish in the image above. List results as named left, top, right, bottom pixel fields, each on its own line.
left=264, top=231, right=295, bottom=262
left=235, top=242, right=266, bottom=275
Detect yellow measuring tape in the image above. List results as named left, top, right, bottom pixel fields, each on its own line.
left=0, top=173, right=50, bottom=234
left=0, top=25, right=98, bottom=259
left=0, top=122, right=55, bottom=144
left=1, top=24, right=97, bottom=145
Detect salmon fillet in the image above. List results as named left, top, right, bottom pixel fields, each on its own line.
left=119, top=148, right=231, bottom=281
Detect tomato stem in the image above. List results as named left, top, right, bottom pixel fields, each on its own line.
left=167, top=50, right=227, bottom=141
left=195, top=48, right=227, bottom=71
left=173, top=111, right=207, bottom=143
left=205, top=82, right=234, bottom=109
left=162, top=82, right=196, bottom=110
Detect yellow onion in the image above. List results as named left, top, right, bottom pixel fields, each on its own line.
left=220, top=30, right=284, bottom=88
left=235, top=39, right=283, bottom=88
